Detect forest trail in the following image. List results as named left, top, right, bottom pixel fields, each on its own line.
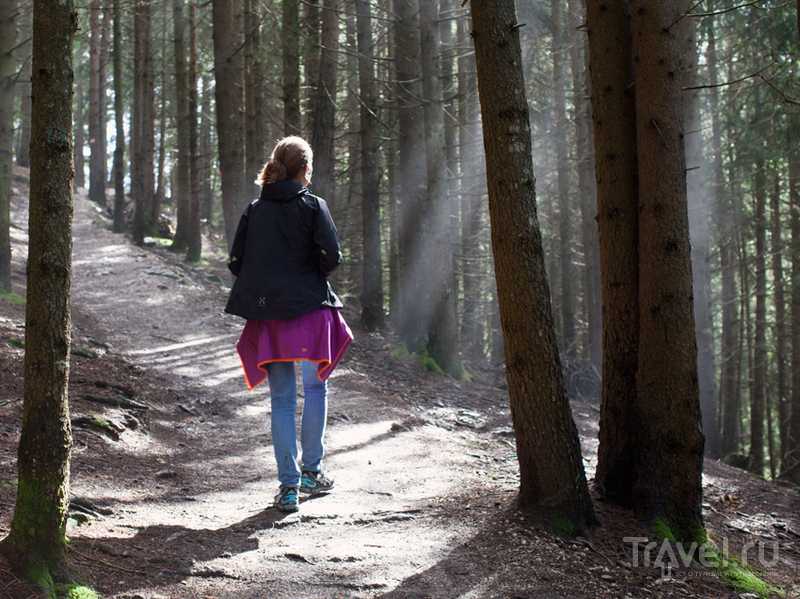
left=1, top=177, right=798, bottom=598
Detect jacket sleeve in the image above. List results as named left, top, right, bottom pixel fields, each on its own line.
left=312, top=198, right=343, bottom=277
left=227, top=204, right=251, bottom=277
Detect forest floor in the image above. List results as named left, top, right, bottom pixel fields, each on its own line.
left=0, top=167, right=798, bottom=599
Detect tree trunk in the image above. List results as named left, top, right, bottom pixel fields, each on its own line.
left=88, top=0, right=106, bottom=207
left=282, top=0, right=301, bottom=136
left=0, top=0, right=16, bottom=294
left=551, top=0, right=574, bottom=359
left=749, top=152, right=767, bottom=477
left=420, top=0, right=460, bottom=377
left=132, top=0, right=154, bottom=244
left=212, top=0, right=247, bottom=250
left=394, top=0, right=427, bottom=352
left=679, top=0, right=717, bottom=459
left=787, top=138, right=800, bottom=484
left=112, top=0, right=125, bottom=233
left=356, top=0, right=384, bottom=331
left=186, top=0, right=201, bottom=262
left=631, top=0, right=704, bottom=538
left=471, top=0, right=597, bottom=532
left=586, top=0, right=640, bottom=506
left=309, top=0, right=338, bottom=202
left=0, top=0, right=76, bottom=586
left=171, top=0, right=191, bottom=252
left=568, top=0, right=600, bottom=373
left=771, top=172, right=787, bottom=470
left=72, top=63, right=85, bottom=190
left=14, top=4, right=31, bottom=168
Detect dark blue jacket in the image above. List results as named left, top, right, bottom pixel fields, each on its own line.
left=224, top=181, right=343, bottom=320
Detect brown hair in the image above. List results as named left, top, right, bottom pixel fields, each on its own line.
left=255, top=136, right=314, bottom=186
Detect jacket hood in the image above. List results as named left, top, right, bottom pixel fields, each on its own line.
left=259, top=180, right=309, bottom=202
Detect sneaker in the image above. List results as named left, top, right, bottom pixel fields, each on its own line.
left=274, top=486, right=300, bottom=512
left=300, top=471, right=334, bottom=495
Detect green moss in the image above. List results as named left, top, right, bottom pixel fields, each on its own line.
left=651, top=516, right=677, bottom=543
left=55, top=583, right=100, bottom=599
left=7, top=337, right=25, bottom=349
left=0, top=291, right=25, bottom=305
left=547, top=515, right=577, bottom=537
left=390, top=343, right=410, bottom=358
left=422, top=357, right=444, bottom=375
left=702, top=541, right=775, bottom=597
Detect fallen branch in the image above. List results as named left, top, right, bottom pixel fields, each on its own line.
left=79, top=394, right=149, bottom=410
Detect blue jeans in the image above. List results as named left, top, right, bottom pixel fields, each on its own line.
left=266, top=360, right=328, bottom=489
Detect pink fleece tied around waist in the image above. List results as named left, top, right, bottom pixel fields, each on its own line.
left=236, top=307, right=354, bottom=390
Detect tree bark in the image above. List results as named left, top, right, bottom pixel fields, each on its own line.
left=471, top=0, right=597, bottom=532
left=186, top=0, right=201, bottom=262
left=787, top=137, right=800, bottom=484
left=586, top=0, right=640, bottom=506
left=420, top=0, right=461, bottom=377
left=14, top=3, right=31, bottom=168
left=310, top=0, right=339, bottom=202
left=356, top=0, right=384, bottom=331
left=212, top=0, right=248, bottom=250
left=749, top=150, right=767, bottom=477
left=88, top=0, right=106, bottom=207
left=112, top=0, right=125, bottom=233
left=0, top=0, right=16, bottom=293
left=0, top=0, right=76, bottom=585
left=282, top=0, right=301, bottom=136
left=631, top=0, right=704, bottom=537
left=171, top=0, right=191, bottom=252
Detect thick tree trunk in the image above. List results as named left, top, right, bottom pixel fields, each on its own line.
left=586, top=0, right=640, bottom=506
left=631, top=0, right=704, bottom=538
left=356, top=0, right=384, bottom=331
left=0, top=0, right=76, bottom=585
left=212, top=0, right=248, bottom=250
left=0, top=0, right=15, bottom=293
left=132, top=0, right=154, bottom=244
left=471, top=0, right=597, bottom=532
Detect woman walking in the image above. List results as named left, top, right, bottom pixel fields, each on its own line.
left=225, top=136, right=353, bottom=512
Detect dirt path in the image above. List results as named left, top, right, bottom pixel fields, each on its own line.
left=2, top=178, right=799, bottom=598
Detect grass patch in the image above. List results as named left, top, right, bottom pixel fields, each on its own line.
left=0, top=291, right=25, bottom=305
left=7, top=337, right=24, bottom=349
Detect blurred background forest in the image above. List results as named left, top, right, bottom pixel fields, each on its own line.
left=1, top=0, right=799, bottom=484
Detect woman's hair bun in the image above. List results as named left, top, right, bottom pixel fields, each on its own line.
left=256, top=136, right=314, bottom=186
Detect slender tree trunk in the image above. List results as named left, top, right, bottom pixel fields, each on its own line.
left=706, top=16, right=739, bottom=459
left=153, top=4, right=167, bottom=225
left=132, top=0, right=154, bottom=244
left=568, top=0, right=600, bottom=373
left=186, top=0, right=201, bottom=262
left=310, top=0, right=338, bottom=201
left=787, top=137, right=800, bottom=484
left=0, top=0, right=16, bottom=293
left=14, top=4, right=31, bottom=168
left=302, top=0, right=320, bottom=135
left=356, top=0, right=384, bottom=330
left=72, top=63, right=85, bottom=189
left=282, top=0, right=300, bottom=136
left=586, top=0, right=640, bottom=506
left=551, top=0, right=574, bottom=359
left=679, top=0, right=717, bottom=459
left=171, top=0, right=191, bottom=252
left=471, top=0, right=597, bottom=532
left=420, top=0, right=461, bottom=377
left=0, top=0, right=76, bottom=585
left=199, top=74, right=213, bottom=224
left=458, top=9, right=485, bottom=359
left=394, top=0, right=427, bottom=351
left=771, top=172, right=787, bottom=469
left=212, top=0, right=247, bottom=250
left=632, top=0, right=704, bottom=537
left=749, top=152, right=767, bottom=477
left=112, top=0, right=125, bottom=233
left=88, top=0, right=106, bottom=207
